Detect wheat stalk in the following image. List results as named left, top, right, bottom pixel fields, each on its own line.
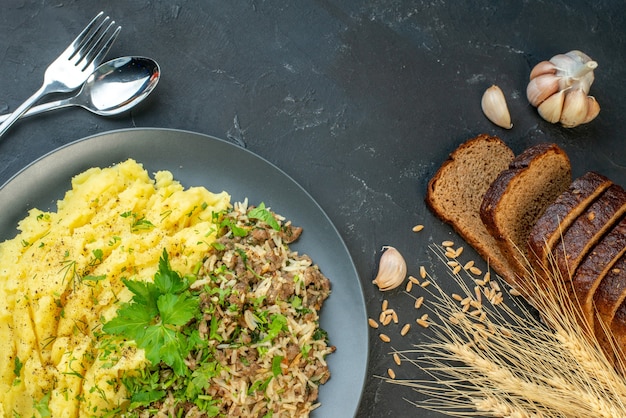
left=392, top=245, right=626, bottom=417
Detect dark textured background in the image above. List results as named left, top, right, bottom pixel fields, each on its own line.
left=1, top=1, right=625, bottom=417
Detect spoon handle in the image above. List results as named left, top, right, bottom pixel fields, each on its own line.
left=0, top=98, right=73, bottom=123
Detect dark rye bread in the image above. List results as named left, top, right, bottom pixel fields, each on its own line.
left=553, top=184, right=626, bottom=281
left=608, top=258, right=626, bottom=366
left=426, top=134, right=516, bottom=282
left=480, top=143, right=572, bottom=290
left=592, top=253, right=626, bottom=368
left=527, top=172, right=613, bottom=278
left=570, top=215, right=626, bottom=330
left=593, top=217, right=626, bottom=331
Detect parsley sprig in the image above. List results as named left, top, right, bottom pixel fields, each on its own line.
left=102, top=249, right=198, bottom=375
left=248, top=202, right=280, bottom=231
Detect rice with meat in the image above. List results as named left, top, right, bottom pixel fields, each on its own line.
left=123, top=199, right=334, bottom=417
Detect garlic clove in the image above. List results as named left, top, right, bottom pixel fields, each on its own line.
left=552, top=51, right=597, bottom=92
left=526, top=74, right=560, bottom=106
left=537, top=89, right=565, bottom=123
left=372, top=246, right=407, bottom=291
left=481, top=85, right=512, bottom=129
left=548, top=53, right=576, bottom=72
left=565, top=50, right=594, bottom=66
left=574, top=63, right=596, bottom=94
left=559, top=88, right=589, bottom=128
left=582, top=96, right=600, bottom=124
left=529, top=60, right=556, bottom=79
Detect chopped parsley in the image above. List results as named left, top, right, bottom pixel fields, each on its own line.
left=120, top=211, right=155, bottom=232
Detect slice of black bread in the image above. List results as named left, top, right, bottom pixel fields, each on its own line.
left=426, top=134, right=516, bottom=282
left=571, top=215, right=626, bottom=329
left=528, top=172, right=613, bottom=278
left=592, top=216, right=626, bottom=326
left=553, top=184, right=626, bottom=282
left=480, top=143, right=572, bottom=291
left=608, top=261, right=626, bottom=368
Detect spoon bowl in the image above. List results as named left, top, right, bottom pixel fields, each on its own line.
left=0, top=56, right=160, bottom=122
left=83, top=56, right=160, bottom=116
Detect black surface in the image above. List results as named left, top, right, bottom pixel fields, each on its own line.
left=1, top=1, right=625, bottom=417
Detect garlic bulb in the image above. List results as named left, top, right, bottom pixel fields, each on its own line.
left=481, top=85, right=513, bottom=129
left=372, top=246, right=407, bottom=291
left=527, top=50, right=600, bottom=128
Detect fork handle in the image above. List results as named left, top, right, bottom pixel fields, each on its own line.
left=0, top=85, right=49, bottom=139
left=0, top=98, right=73, bottom=123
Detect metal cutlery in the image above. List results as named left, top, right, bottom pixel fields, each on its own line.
left=0, top=11, right=121, bottom=139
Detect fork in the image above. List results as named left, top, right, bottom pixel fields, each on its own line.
left=0, top=11, right=121, bottom=139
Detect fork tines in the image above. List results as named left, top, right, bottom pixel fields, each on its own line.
left=69, top=11, right=122, bottom=70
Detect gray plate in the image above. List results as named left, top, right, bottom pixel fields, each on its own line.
left=0, top=127, right=368, bottom=417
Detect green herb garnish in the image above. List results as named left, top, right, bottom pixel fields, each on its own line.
left=120, top=211, right=155, bottom=232
left=13, top=356, right=23, bottom=378
left=248, top=202, right=280, bottom=230
left=102, top=249, right=199, bottom=375
left=33, top=392, right=51, bottom=418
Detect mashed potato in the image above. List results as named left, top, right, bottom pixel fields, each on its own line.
left=0, top=159, right=230, bottom=417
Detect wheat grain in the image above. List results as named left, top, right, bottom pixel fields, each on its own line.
left=469, top=266, right=482, bottom=275
left=469, top=309, right=482, bottom=317
left=420, top=266, right=427, bottom=279
left=473, top=396, right=534, bottom=418
left=474, top=285, right=482, bottom=303
left=391, top=310, right=399, bottom=324
left=393, top=352, right=401, bottom=366
left=469, top=300, right=481, bottom=309
left=378, top=311, right=386, bottom=323
left=416, top=318, right=429, bottom=328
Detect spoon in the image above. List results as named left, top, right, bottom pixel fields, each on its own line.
left=0, top=56, right=160, bottom=123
